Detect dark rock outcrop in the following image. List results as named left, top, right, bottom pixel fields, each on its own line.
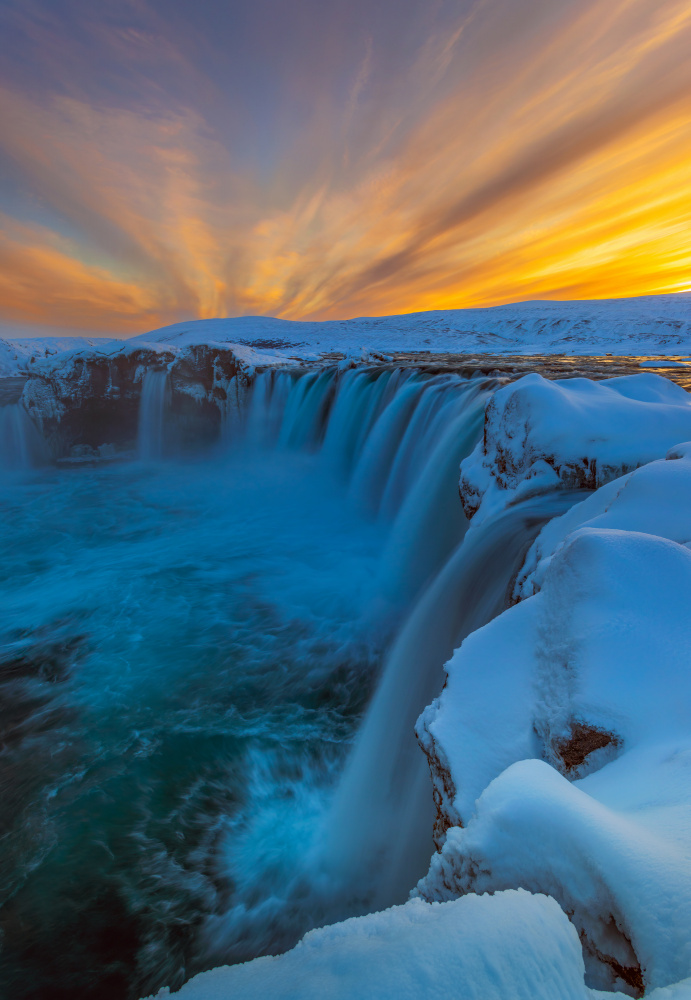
left=17, top=343, right=261, bottom=459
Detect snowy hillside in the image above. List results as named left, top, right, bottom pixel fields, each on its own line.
left=128, top=293, right=691, bottom=359
left=2, top=295, right=690, bottom=378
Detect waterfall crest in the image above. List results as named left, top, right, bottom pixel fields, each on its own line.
left=137, top=369, right=170, bottom=460
left=236, top=367, right=490, bottom=534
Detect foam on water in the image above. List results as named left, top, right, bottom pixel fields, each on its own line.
left=0, top=450, right=384, bottom=999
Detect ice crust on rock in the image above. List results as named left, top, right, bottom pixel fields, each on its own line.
left=146, top=890, right=622, bottom=1000
left=459, top=372, right=691, bottom=523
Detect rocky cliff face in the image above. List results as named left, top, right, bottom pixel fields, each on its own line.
left=17, top=343, right=258, bottom=459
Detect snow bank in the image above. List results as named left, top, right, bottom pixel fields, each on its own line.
left=145, top=890, right=619, bottom=1000
left=420, top=757, right=691, bottom=994
left=516, top=445, right=691, bottom=598
left=418, top=453, right=691, bottom=993
left=459, top=372, right=691, bottom=522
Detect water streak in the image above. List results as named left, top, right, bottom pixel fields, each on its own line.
left=0, top=402, right=44, bottom=472
left=321, top=492, right=584, bottom=910
left=137, top=369, right=170, bottom=460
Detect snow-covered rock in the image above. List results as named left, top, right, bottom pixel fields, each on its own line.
left=515, top=445, right=691, bottom=599
left=417, top=455, right=691, bottom=994
left=419, top=755, right=691, bottom=995
left=0, top=335, right=113, bottom=377
left=145, top=890, right=622, bottom=1000
left=14, top=339, right=287, bottom=459
left=459, top=373, right=691, bottom=523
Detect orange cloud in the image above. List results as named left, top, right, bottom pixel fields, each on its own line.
left=1, top=0, right=690, bottom=334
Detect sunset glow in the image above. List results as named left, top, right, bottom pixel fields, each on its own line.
left=1, top=0, right=690, bottom=336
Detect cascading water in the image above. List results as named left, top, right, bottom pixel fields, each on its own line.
left=0, top=401, right=44, bottom=472
left=0, top=362, right=583, bottom=1000
left=137, top=369, right=170, bottom=460
left=321, top=491, right=584, bottom=910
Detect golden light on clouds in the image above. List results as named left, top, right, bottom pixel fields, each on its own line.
left=1, top=0, right=690, bottom=335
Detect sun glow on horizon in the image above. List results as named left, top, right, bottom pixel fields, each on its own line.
left=0, top=0, right=690, bottom=336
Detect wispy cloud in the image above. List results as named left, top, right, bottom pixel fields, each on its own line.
left=0, top=0, right=689, bottom=334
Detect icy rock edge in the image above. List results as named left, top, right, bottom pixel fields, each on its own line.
left=14, top=339, right=288, bottom=461
left=418, top=374, right=691, bottom=997
left=150, top=373, right=691, bottom=1000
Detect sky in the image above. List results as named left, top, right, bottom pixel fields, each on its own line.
left=0, top=0, right=690, bottom=338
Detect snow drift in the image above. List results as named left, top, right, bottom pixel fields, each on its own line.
left=419, top=433, right=691, bottom=995
left=148, top=890, right=622, bottom=1000
left=459, top=372, right=691, bottom=522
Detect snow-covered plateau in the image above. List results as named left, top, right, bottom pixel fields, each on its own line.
left=1, top=295, right=691, bottom=1000
left=1, top=292, right=691, bottom=379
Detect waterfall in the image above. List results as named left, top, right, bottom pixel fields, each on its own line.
left=238, top=369, right=492, bottom=606
left=238, top=368, right=488, bottom=516
left=319, top=491, right=582, bottom=910
left=137, top=369, right=170, bottom=460
left=3, top=357, right=600, bottom=996
left=0, top=402, right=44, bottom=472
left=231, top=365, right=583, bottom=915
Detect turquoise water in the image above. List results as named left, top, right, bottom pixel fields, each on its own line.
left=0, top=368, right=494, bottom=999
left=0, top=452, right=387, bottom=999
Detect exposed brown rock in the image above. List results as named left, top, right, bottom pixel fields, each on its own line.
left=555, top=722, right=621, bottom=773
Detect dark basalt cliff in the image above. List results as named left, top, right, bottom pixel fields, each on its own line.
left=18, top=344, right=257, bottom=460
